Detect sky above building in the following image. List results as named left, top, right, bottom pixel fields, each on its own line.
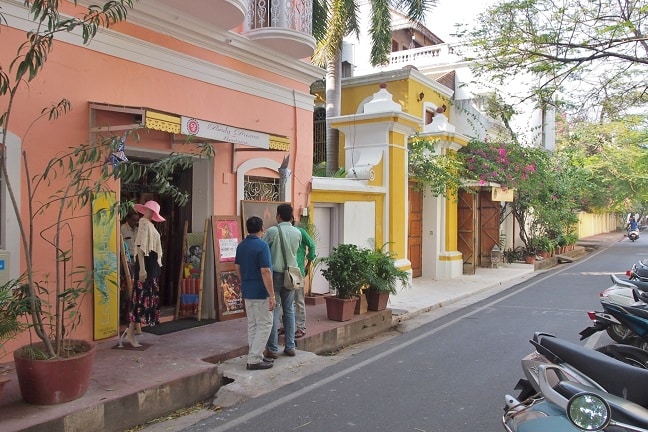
left=427, top=0, right=496, bottom=42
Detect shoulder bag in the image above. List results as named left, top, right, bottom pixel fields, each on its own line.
left=277, top=225, right=304, bottom=290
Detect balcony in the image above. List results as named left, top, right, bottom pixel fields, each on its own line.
left=155, top=0, right=247, bottom=30
left=388, top=43, right=465, bottom=70
left=244, top=0, right=315, bottom=59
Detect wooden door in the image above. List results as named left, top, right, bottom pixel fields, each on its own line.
left=458, top=190, right=477, bottom=275
left=479, top=190, right=500, bottom=266
left=408, top=185, right=423, bottom=278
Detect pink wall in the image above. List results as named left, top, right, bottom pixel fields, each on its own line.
left=0, top=17, right=314, bottom=360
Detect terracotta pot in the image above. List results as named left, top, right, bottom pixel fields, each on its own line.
left=325, top=296, right=358, bottom=322
left=354, top=293, right=368, bottom=315
left=366, top=290, right=390, bottom=311
left=525, top=255, right=536, bottom=264
left=14, top=339, right=96, bottom=405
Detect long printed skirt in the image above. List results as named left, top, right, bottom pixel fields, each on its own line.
left=129, top=277, right=161, bottom=326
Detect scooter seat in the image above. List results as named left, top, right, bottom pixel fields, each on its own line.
left=539, top=336, right=648, bottom=408
left=628, top=278, right=648, bottom=291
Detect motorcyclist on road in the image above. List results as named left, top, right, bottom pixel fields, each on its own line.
left=628, top=216, right=639, bottom=231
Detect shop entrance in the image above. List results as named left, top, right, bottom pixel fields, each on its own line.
left=120, top=159, right=193, bottom=321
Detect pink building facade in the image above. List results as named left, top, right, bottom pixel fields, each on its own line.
left=0, top=0, right=320, bottom=360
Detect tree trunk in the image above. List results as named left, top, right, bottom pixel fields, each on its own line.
left=325, top=55, right=341, bottom=176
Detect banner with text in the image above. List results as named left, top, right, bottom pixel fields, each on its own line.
left=181, top=117, right=270, bottom=149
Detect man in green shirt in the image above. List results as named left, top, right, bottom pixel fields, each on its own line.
left=293, top=218, right=316, bottom=338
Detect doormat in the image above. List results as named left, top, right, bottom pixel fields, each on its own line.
left=141, top=318, right=217, bottom=336
left=111, top=342, right=152, bottom=351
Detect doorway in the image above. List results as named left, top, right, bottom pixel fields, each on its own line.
left=458, top=190, right=477, bottom=275
left=408, top=185, right=422, bottom=278
left=120, top=159, right=193, bottom=320
left=311, top=204, right=339, bottom=295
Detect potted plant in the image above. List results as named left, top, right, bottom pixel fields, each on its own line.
left=0, top=278, right=31, bottom=400
left=321, top=244, right=369, bottom=321
left=364, top=244, right=409, bottom=311
left=0, top=1, right=213, bottom=405
left=535, top=236, right=553, bottom=259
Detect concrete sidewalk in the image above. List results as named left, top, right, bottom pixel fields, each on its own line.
left=0, top=233, right=621, bottom=432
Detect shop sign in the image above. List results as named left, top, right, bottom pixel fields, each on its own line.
left=492, top=187, right=514, bottom=202
left=181, top=117, right=269, bottom=149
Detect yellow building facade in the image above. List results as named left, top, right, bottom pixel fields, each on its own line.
left=310, top=69, right=469, bottom=290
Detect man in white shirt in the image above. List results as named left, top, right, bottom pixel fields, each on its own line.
left=120, top=211, right=140, bottom=262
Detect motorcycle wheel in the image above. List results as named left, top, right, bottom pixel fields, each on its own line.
left=606, top=323, right=630, bottom=343
left=596, top=344, right=648, bottom=369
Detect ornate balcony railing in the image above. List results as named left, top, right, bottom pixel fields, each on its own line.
left=388, top=43, right=466, bottom=68
left=247, top=0, right=312, bottom=34
left=244, top=0, right=315, bottom=58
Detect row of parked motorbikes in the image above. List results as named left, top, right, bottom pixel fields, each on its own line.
left=503, top=258, right=648, bottom=431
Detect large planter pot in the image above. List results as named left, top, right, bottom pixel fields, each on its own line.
left=366, top=290, right=390, bottom=311
left=325, top=296, right=358, bottom=322
left=14, top=339, right=96, bottom=405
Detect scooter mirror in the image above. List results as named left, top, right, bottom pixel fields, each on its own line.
left=566, top=392, right=611, bottom=431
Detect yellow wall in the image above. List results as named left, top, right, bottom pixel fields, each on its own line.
left=445, top=190, right=458, bottom=251
left=577, top=212, right=619, bottom=238
left=338, top=78, right=452, bottom=167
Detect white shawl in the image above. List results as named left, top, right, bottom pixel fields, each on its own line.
left=135, top=217, right=163, bottom=266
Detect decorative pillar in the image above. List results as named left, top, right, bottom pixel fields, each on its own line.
left=329, top=84, right=421, bottom=263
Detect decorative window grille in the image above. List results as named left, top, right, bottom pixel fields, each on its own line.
left=244, top=176, right=280, bottom=201
left=313, top=107, right=326, bottom=164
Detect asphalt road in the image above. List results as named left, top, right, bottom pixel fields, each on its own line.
left=178, top=239, right=646, bottom=432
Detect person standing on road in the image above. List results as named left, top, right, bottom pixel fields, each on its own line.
left=235, top=216, right=276, bottom=370
left=276, top=218, right=316, bottom=338
left=293, top=218, right=315, bottom=338
left=263, top=203, right=302, bottom=358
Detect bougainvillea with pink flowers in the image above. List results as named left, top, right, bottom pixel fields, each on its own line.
left=458, top=139, right=580, bottom=250
left=459, top=139, right=540, bottom=190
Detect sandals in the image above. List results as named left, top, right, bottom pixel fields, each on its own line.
left=278, top=328, right=306, bottom=338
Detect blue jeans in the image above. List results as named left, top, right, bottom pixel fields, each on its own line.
left=267, top=272, right=296, bottom=352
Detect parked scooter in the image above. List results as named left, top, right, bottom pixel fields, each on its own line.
left=580, top=276, right=648, bottom=349
left=503, top=333, right=648, bottom=432
left=628, top=259, right=648, bottom=282
left=598, top=273, right=648, bottom=306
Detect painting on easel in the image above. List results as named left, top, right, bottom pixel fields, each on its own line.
left=212, top=215, right=246, bottom=321
left=175, top=219, right=208, bottom=320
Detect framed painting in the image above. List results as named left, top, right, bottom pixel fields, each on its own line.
left=212, top=216, right=241, bottom=264
left=216, top=270, right=245, bottom=321
left=240, top=200, right=290, bottom=235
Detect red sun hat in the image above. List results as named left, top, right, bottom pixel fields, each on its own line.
left=134, top=200, right=165, bottom=222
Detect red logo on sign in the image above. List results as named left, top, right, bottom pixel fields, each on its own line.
left=186, top=119, right=200, bottom=135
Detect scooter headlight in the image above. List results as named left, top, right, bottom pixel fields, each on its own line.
left=566, top=392, right=610, bottom=431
